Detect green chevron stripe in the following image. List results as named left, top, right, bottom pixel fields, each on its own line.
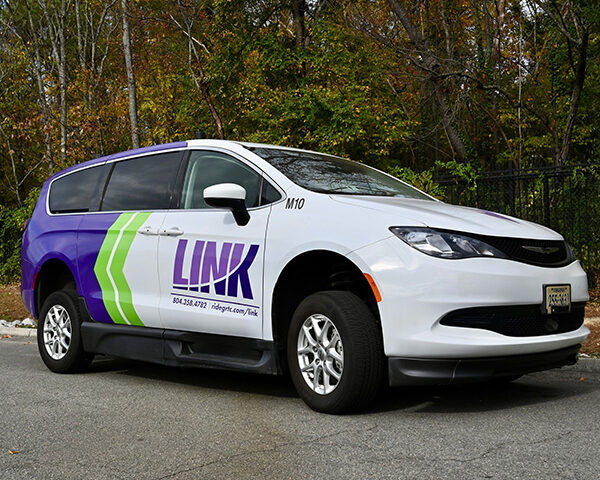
left=109, top=212, right=151, bottom=326
left=94, top=213, right=133, bottom=325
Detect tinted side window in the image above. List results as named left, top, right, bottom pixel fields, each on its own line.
left=101, top=152, right=181, bottom=211
left=49, top=165, right=107, bottom=214
left=181, top=151, right=261, bottom=209
left=260, top=179, right=282, bottom=205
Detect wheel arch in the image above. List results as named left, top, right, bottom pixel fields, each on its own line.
left=270, top=249, right=381, bottom=352
left=34, top=257, right=78, bottom=318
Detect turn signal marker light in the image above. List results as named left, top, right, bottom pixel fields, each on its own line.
left=364, top=273, right=382, bottom=303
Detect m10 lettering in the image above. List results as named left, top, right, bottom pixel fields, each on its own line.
left=285, top=198, right=305, bottom=209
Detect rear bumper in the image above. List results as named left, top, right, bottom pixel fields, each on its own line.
left=388, top=344, right=581, bottom=386
left=20, top=258, right=35, bottom=317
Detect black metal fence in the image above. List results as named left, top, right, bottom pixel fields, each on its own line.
left=435, top=165, right=600, bottom=288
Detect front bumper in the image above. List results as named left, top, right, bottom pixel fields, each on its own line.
left=388, top=344, right=581, bottom=386
left=348, top=236, right=590, bottom=358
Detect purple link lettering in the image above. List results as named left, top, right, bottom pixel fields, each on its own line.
left=172, top=239, right=259, bottom=299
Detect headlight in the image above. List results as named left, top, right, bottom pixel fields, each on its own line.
left=389, top=227, right=508, bottom=259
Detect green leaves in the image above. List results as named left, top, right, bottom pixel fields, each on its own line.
left=1, top=0, right=600, bottom=284
left=0, top=189, right=39, bottom=283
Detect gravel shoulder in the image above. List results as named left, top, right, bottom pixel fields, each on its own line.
left=0, top=284, right=28, bottom=321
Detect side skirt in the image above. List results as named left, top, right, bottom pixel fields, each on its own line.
left=80, top=322, right=282, bottom=375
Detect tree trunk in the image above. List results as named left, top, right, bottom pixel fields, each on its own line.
left=58, top=0, right=68, bottom=164
left=170, top=10, right=225, bottom=140
left=187, top=40, right=225, bottom=140
left=40, top=0, right=69, bottom=165
left=121, top=0, right=140, bottom=149
left=290, top=0, right=306, bottom=47
left=75, top=0, right=85, bottom=68
left=8, top=142, right=22, bottom=207
left=387, top=0, right=466, bottom=160
left=558, top=30, right=589, bottom=165
left=493, top=0, right=506, bottom=65
left=25, top=2, right=53, bottom=171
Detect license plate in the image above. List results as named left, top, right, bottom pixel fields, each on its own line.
left=543, top=284, right=571, bottom=315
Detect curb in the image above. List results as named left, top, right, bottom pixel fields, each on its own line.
left=0, top=326, right=37, bottom=338
left=570, top=357, right=600, bottom=373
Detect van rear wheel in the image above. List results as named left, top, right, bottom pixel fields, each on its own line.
left=287, top=291, right=384, bottom=414
left=38, top=290, right=93, bottom=373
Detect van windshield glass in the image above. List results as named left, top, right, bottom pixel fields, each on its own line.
left=248, top=147, right=432, bottom=200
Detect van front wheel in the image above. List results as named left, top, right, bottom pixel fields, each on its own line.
left=287, top=291, right=384, bottom=414
left=38, top=290, right=93, bottom=373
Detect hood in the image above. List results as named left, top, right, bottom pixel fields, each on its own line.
left=330, top=196, right=562, bottom=241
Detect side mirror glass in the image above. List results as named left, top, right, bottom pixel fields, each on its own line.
left=203, top=183, right=250, bottom=226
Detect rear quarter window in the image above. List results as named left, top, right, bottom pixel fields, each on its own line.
left=101, top=152, right=182, bottom=211
left=49, top=165, right=108, bottom=214
left=260, top=179, right=282, bottom=205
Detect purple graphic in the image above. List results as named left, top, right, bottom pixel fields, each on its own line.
left=479, top=209, right=519, bottom=223
left=173, top=239, right=259, bottom=300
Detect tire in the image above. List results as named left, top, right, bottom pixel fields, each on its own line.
left=37, top=290, right=93, bottom=373
left=287, top=291, right=384, bottom=414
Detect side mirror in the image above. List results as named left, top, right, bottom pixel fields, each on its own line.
left=203, top=183, right=250, bottom=226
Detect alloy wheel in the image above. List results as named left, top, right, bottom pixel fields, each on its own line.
left=43, top=305, right=72, bottom=360
left=297, top=314, right=344, bottom=395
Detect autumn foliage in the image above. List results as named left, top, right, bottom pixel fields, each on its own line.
left=0, top=0, right=599, bottom=281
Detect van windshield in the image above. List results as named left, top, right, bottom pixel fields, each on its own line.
left=248, top=147, right=432, bottom=200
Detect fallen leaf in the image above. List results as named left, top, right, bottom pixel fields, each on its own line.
left=2, top=335, right=13, bottom=339
left=579, top=377, right=586, bottom=382
left=8, top=450, right=19, bottom=455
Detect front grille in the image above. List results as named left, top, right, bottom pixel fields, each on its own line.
left=485, top=236, right=571, bottom=267
left=440, top=303, right=585, bottom=337
left=464, top=232, right=574, bottom=267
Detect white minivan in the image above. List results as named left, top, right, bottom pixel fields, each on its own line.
left=22, top=140, right=589, bottom=413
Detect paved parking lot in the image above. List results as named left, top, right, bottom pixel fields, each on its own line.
left=1, top=337, right=599, bottom=480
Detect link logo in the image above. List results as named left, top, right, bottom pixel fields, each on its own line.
left=172, top=240, right=259, bottom=300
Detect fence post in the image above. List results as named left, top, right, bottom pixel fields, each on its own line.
left=543, top=175, right=550, bottom=226
left=434, top=165, right=598, bottom=289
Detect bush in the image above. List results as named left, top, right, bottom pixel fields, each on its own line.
left=0, top=189, right=40, bottom=283
left=388, top=166, right=446, bottom=199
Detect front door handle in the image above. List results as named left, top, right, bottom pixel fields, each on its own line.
left=138, top=226, right=159, bottom=236
left=160, top=227, right=184, bottom=237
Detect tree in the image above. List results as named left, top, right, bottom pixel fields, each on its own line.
left=121, top=0, right=139, bottom=148
left=39, top=0, right=70, bottom=165
left=169, top=1, right=225, bottom=139
left=73, top=0, right=119, bottom=157
left=531, top=0, right=590, bottom=165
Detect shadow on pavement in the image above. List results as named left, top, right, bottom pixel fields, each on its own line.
left=371, top=372, right=599, bottom=415
left=88, top=355, right=298, bottom=398
left=87, top=355, right=599, bottom=413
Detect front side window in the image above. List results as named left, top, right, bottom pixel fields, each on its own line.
left=101, top=152, right=181, bottom=211
left=181, top=151, right=262, bottom=209
left=49, top=165, right=108, bottom=214
left=249, top=147, right=433, bottom=200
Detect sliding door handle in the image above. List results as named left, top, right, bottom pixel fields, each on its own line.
left=160, top=227, right=184, bottom=237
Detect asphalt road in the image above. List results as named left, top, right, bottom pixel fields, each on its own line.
left=1, top=338, right=599, bottom=480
